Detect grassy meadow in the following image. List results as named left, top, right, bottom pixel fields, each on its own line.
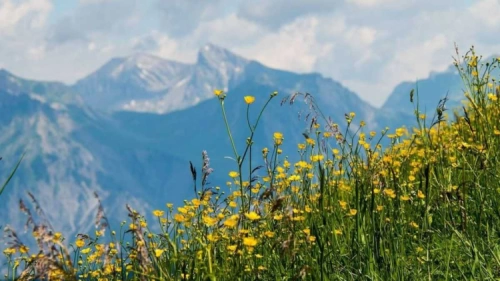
left=3, top=48, right=500, bottom=280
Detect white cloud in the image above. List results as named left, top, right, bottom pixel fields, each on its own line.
left=155, top=0, right=227, bottom=38
left=347, top=0, right=409, bottom=8
left=87, top=42, right=96, bottom=51
left=45, top=0, right=144, bottom=48
left=238, top=0, right=340, bottom=30
left=469, top=0, right=500, bottom=27
left=236, top=16, right=334, bottom=73
left=27, top=44, right=46, bottom=60
left=0, top=0, right=51, bottom=34
left=190, top=14, right=263, bottom=49
left=131, top=30, right=193, bottom=63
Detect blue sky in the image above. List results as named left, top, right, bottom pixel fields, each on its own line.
left=0, top=0, right=499, bottom=107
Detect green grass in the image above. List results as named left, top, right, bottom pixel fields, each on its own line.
left=3, top=47, right=500, bottom=280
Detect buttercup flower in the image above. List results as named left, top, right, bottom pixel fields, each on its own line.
left=244, top=96, right=255, bottom=104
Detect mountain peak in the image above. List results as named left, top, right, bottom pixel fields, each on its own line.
left=73, top=52, right=193, bottom=111
left=197, top=43, right=248, bottom=69
left=123, top=53, right=169, bottom=68
left=103, top=53, right=186, bottom=80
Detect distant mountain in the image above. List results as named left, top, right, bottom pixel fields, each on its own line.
left=0, top=71, right=199, bottom=240
left=0, top=69, right=82, bottom=105
left=73, top=44, right=248, bottom=114
left=73, top=53, right=192, bottom=112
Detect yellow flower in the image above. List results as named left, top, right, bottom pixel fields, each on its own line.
left=245, top=211, right=261, bottom=221
left=3, top=248, right=16, bottom=255
left=191, top=198, right=201, bottom=207
left=400, top=195, right=410, bottom=201
left=395, top=127, right=406, bottom=137
left=207, top=234, right=218, bottom=242
left=243, top=237, right=258, bottom=247
left=155, top=249, right=164, bottom=258
left=19, top=245, right=29, bottom=254
left=174, top=213, right=185, bottom=223
left=339, top=200, right=347, bottom=210
left=409, top=221, right=419, bottom=229
left=384, top=188, right=396, bottom=199
left=274, top=132, right=284, bottom=145
left=244, top=96, right=255, bottom=104
left=75, top=239, right=85, bottom=248
left=202, top=216, right=218, bottom=227
left=273, top=214, right=283, bottom=220
left=349, top=209, right=357, bottom=216
left=53, top=232, right=62, bottom=242
left=153, top=210, right=164, bottom=217
left=229, top=171, right=239, bottom=178
left=214, top=89, right=223, bottom=96
left=264, top=231, right=275, bottom=238
left=227, top=245, right=237, bottom=251
left=334, top=229, right=342, bottom=235
left=305, top=205, right=312, bottom=213
left=229, top=201, right=237, bottom=208
left=224, top=217, right=238, bottom=228
left=417, top=190, right=426, bottom=199
left=310, top=154, right=324, bottom=162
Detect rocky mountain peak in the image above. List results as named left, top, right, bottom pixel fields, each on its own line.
left=197, top=43, right=248, bottom=72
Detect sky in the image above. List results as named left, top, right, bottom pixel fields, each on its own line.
left=0, top=0, right=499, bottom=107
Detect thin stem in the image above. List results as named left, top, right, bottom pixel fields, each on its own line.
left=219, top=100, right=239, bottom=162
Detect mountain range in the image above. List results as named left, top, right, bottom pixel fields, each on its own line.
left=0, top=43, right=469, bottom=241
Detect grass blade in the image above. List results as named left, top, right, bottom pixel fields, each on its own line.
left=0, top=153, right=24, bottom=197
